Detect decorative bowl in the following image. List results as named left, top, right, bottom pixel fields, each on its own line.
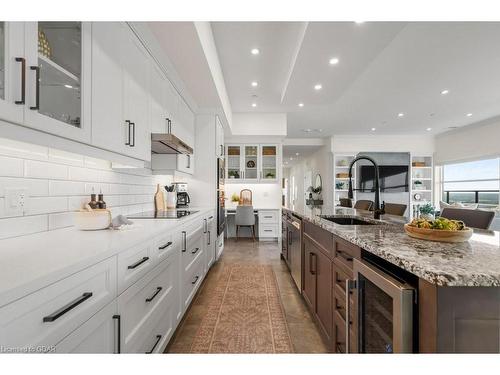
left=404, top=224, right=473, bottom=243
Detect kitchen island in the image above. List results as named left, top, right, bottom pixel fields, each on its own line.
left=282, top=206, right=500, bottom=353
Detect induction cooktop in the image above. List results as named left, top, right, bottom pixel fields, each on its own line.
left=127, top=210, right=199, bottom=219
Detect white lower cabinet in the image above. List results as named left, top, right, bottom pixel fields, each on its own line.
left=0, top=257, right=116, bottom=349
left=55, top=301, right=118, bottom=353
left=258, top=210, right=280, bottom=241
left=206, top=214, right=216, bottom=270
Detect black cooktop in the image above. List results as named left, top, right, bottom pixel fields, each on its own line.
left=127, top=210, right=199, bottom=219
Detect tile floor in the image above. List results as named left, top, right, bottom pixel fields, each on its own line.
left=166, top=238, right=329, bottom=353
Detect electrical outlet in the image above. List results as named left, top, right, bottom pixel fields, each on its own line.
left=5, top=188, right=28, bottom=216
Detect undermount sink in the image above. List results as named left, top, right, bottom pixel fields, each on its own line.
left=321, top=216, right=376, bottom=225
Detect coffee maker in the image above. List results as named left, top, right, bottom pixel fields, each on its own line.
left=173, top=182, right=190, bottom=208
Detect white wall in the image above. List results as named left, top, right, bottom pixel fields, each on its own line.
left=230, top=113, right=287, bottom=136
left=224, top=183, right=282, bottom=210
left=0, top=137, right=174, bottom=240
left=332, top=134, right=435, bottom=155
left=435, top=117, right=500, bottom=164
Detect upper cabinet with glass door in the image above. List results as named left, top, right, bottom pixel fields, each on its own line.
left=23, top=22, right=91, bottom=143
left=244, top=145, right=259, bottom=181
left=0, top=22, right=25, bottom=124
left=260, top=145, right=278, bottom=181
left=227, top=145, right=242, bottom=180
left=225, top=144, right=280, bottom=183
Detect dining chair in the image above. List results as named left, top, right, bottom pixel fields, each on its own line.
left=440, top=208, right=495, bottom=229
left=235, top=205, right=256, bottom=241
left=239, top=189, right=253, bottom=206
left=339, top=198, right=353, bottom=208
left=383, top=203, right=407, bottom=216
left=354, top=200, right=374, bottom=211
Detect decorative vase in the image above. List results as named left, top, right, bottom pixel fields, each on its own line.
left=166, top=192, right=177, bottom=209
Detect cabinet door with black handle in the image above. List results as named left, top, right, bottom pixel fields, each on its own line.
left=302, top=238, right=316, bottom=312
left=315, top=249, right=333, bottom=343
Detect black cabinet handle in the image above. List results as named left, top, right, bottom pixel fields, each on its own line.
left=191, top=247, right=200, bottom=255
left=159, top=241, right=172, bottom=250
left=15, top=57, right=26, bottom=104
left=207, top=231, right=211, bottom=245
left=113, top=314, right=121, bottom=354
left=167, top=118, right=172, bottom=133
left=43, top=292, right=93, bottom=322
left=130, top=122, right=135, bottom=147
left=288, top=231, right=292, bottom=245
left=181, top=231, right=187, bottom=252
left=191, top=275, right=199, bottom=284
left=145, top=287, right=162, bottom=303
left=127, top=256, right=149, bottom=269
left=209, top=216, right=214, bottom=220
left=29, top=66, right=40, bottom=110
left=145, top=335, right=162, bottom=354
left=125, top=120, right=131, bottom=145
left=264, top=216, right=273, bottom=218
left=187, top=154, right=191, bottom=169
left=204, top=218, right=207, bottom=233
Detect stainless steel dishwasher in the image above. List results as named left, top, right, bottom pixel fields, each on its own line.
left=287, top=215, right=302, bottom=290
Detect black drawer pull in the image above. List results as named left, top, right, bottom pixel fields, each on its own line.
left=145, top=335, right=162, bottom=354
left=191, top=247, right=200, bottom=255
left=336, top=343, right=345, bottom=353
left=43, top=292, right=92, bottom=322
left=159, top=241, right=173, bottom=250
left=15, top=57, right=26, bottom=104
left=128, top=256, right=149, bottom=269
left=182, top=231, right=187, bottom=252
left=191, top=275, right=199, bottom=284
left=264, top=229, right=273, bottom=232
left=145, top=287, right=162, bottom=303
left=264, top=216, right=273, bottom=218
left=30, top=66, right=40, bottom=110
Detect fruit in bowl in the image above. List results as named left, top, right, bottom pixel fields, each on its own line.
left=408, top=217, right=466, bottom=231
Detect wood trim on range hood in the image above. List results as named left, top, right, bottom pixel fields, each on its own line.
left=151, top=133, right=194, bottom=155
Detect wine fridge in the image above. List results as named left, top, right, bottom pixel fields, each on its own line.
left=346, top=257, right=416, bottom=353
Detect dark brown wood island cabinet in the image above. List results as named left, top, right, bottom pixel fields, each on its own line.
left=283, top=208, right=500, bottom=354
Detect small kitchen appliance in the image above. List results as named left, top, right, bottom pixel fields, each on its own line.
left=173, top=182, right=191, bottom=208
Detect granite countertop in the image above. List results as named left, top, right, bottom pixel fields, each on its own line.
left=283, top=206, right=500, bottom=287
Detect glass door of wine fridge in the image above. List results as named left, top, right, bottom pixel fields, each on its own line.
left=352, top=259, right=415, bottom=353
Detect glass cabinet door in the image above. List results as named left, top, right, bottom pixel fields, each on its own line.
left=36, top=22, right=82, bottom=127
left=261, top=145, right=278, bottom=181
left=227, top=145, right=242, bottom=180
left=244, top=145, right=259, bottom=180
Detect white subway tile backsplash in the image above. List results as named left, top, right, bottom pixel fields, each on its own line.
left=0, top=156, right=24, bottom=177
left=0, top=177, right=49, bottom=197
left=25, top=160, right=68, bottom=180
left=49, top=181, right=86, bottom=196
left=0, top=215, right=48, bottom=240
left=0, top=138, right=172, bottom=240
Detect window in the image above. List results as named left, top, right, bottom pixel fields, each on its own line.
left=442, top=157, right=500, bottom=208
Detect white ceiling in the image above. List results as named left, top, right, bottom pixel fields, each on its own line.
left=282, top=145, right=320, bottom=167
left=211, top=21, right=500, bottom=137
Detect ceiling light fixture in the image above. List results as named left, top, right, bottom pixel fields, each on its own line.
left=329, top=57, right=339, bottom=65
left=426, top=127, right=432, bottom=131
left=298, top=103, right=304, bottom=107
left=314, top=84, right=322, bottom=90
left=290, top=157, right=293, bottom=160
left=466, top=113, right=473, bottom=117
left=441, top=89, right=449, bottom=95
left=355, top=21, right=365, bottom=24
left=251, top=81, right=258, bottom=87
left=371, top=127, right=376, bottom=131
left=302, top=128, right=312, bottom=133
left=398, top=113, right=405, bottom=118
left=295, top=153, right=300, bottom=156
left=251, top=48, right=260, bottom=55
left=64, top=84, right=73, bottom=89
left=251, top=103, right=257, bottom=108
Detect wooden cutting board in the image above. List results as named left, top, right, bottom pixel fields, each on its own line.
left=154, top=184, right=165, bottom=211
left=404, top=224, right=473, bottom=243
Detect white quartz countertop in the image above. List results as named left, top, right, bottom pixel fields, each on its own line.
left=0, top=207, right=214, bottom=307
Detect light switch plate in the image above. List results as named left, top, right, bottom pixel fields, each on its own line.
left=5, top=187, right=28, bottom=216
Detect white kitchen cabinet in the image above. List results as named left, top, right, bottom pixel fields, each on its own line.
left=55, top=301, right=118, bottom=353
left=226, top=144, right=280, bottom=183
left=215, top=115, right=225, bottom=159
left=260, top=144, right=278, bottom=181
left=91, top=22, right=151, bottom=162
left=150, top=62, right=169, bottom=134
left=174, top=98, right=195, bottom=148
left=0, top=22, right=25, bottom=125
left=205, top=213, right=216, bottom=270
left=22, top=22, right=92, bottom=143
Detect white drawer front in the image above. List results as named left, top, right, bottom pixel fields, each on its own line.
left=55, top=301, right=118, bottom=353
left=182, top=255, right=205, bottom=310
left=258, top=210, right=279, bottom=224
left=118, top=254, right=178, bottom=352
left=182, top=233, right=204, bottom=271
left=0, top=257, right=116, bottom=349
left=117, top=242, right=155, bottom=294
left=259, top=224, right=278, bottom=237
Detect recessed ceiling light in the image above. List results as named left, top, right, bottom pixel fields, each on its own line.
left=398, top=113, right=405, bottom=118
left=251, top=103, right=257, bottom=108
left=313, top=129, right=323, bottom=133
left=295, top=153, right=300, bottom=156
left=371, top=127, right=376, bottom=131
left=426, top=127, right=432, bottom=131
left=466, top=113, right=473, bottom=117
left=298, top=103, right=304, bottom=107
left=441, top=89, right=449, bottom=95
left=314, top=84, right=322, bottom=90
left=251, top=81, right=258, bottom=87
left=302, top=128, right=312, bottom=133
left=64, top=84, right=73, bottom=89
left=289, top=157, right=293, bottom=160
left=329, top=57, right=339, bottom=65
left=251, top=48, right=260, bottom=55
left=355, top=21, right=365, bottom=24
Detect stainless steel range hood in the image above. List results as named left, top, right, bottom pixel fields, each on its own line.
left=151, top=133, right=193, bottom=155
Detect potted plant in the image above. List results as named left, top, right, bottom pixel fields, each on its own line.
left=231, top=193, right=240, bottom=204
left=419, top=203, right=435, bottom=220
left=265, top=172, right=275, bottom=178
left=228, top=170, right=239, bottom=179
